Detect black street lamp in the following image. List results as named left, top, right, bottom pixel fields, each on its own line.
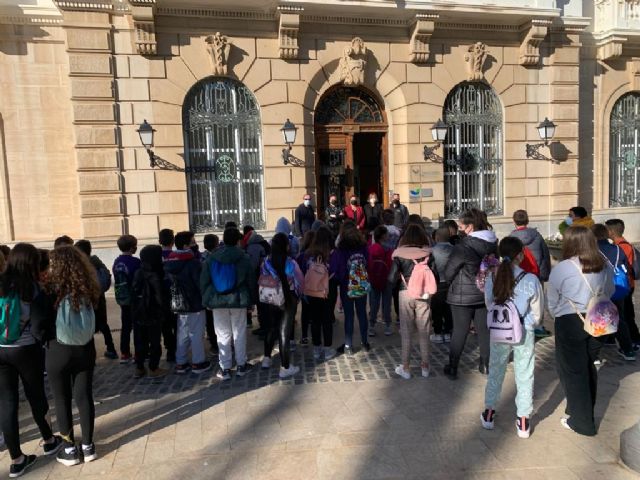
left=281, top=119, right=299, bottom=165
left=137, top=120, right=184, bottom=171
left=423, top=119, right=448, bottom=163
left=526, top=117, right=557, bottom=160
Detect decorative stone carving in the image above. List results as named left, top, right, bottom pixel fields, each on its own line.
left=519, top=19, right=550, bottom=66
left=339, top=37, right=367, bottom=86
left=409, top=14, right=438, bottom=64
left=129, top=0, right=157, bottom=55
left=598, top=35, right=627, bottom=60
left=278, top=6, right=302, bottom=60
left=205, top=32, right=230, bottom=76
left=465, top=42, right=488, bottom=81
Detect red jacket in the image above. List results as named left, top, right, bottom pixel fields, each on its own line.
left=343, top=205, right=365, bottom=230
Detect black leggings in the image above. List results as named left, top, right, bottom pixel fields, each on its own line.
left=95, top=295, right=115, bottom=353
left=448, top=304, right=490, bottom=366
left=135, top=324, right=162, bottom=370
left=431, top=288, right=453, bottom=335
left=308, top=297, right=333, bottom=347
left=264, top=300, right=297, bottom=369
left=46, top=340, right=96, bottom=445
left=0, top=343, right=53, bottom=459
left=162, top=311, right=177, bottom=356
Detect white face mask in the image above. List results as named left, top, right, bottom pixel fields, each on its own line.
left=369, top=199, right=376, bottom=205
left=565, top=216, right=573, bottom=226
left=303, top=200, right=310, bottom=207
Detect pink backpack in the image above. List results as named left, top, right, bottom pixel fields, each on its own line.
left=401, top=258, right=437, bottom=300
left=304, top=257, right=329, bottom=299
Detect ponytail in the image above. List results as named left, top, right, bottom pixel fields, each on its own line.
left=493, top=237, right=524, bottom=304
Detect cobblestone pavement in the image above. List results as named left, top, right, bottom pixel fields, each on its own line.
left=1, top=299, right=639, bottom=480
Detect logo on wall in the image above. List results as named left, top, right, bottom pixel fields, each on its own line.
left=215, top=155, right=236, bottom=182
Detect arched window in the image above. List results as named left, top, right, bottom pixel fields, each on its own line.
left=443, top=82, right=503, bottom=217
left=610, top=92, right=640, bottom=207
left=183, top=78, right=265, bottom=231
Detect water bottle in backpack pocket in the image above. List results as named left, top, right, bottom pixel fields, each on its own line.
left=55, top=296, right=95, bottom=346
left=346, top=252, right=370, bottom=298
left=0, top=294, right=22, bottom=345
left=486, top=271, right=527, bottom=344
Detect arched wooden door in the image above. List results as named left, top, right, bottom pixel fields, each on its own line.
left=314, top=86, right=388, bottom=213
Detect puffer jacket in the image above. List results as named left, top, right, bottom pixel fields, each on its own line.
left=388, top=245, right=431, bottom=291
left=444, top=230, right=498, bottom=306
left=200, top=245, right=256, bottom=309
left=510, top=226, right=551, bottom=281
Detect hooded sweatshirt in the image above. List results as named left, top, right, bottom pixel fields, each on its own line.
left=388, top=245, right=431, bottom=291
left=275, top=217, right=300, bottom=258
left=444, top=229, right=498, bottom=306
left=163, top=249, right=203, bottom=312
left=547, top=257, right=614, bottom=317
left=245, top=230, right=268, bottom=272
left=200, top=244, right=256, bottom=309
left=485, top=265, right=544, bottom=331
left=510, top=226, right=551, bottom=281
left=132, top=245, right=167, bottom=324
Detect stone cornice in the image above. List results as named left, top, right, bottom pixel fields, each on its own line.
left=0, top=5, right=63, bottom=25
left=54, top=0, right=129, bottom=13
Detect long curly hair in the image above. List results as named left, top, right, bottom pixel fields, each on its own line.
left=47, top=246, right=100, bottom=310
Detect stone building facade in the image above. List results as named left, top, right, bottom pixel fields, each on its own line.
left=0, top=0, right=638, bottom=246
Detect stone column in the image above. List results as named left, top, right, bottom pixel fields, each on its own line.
left=57, top=6, right=124, bottom=239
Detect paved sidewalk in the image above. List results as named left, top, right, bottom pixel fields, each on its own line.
left=1, top=299, right=639, bottom=480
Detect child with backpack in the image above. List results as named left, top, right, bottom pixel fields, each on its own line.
left=329, top=223, right=371, bottom=355
left=481, top=237, right=544, bottom=439
left=131, top=245, right=170, bottom=379
left=388, top=225, right=436, bottom=379
left=202, top=234, right=219, bottom=354
left=112, top=235, right=141, bottom=364
left=368, top=225, right=393, bottom=337
left=42, top=246, right=101, bottom=466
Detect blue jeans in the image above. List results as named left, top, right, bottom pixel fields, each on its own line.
left=369, top=284, right=392, bottom=326
left=340, top=288, right=368, bottom=347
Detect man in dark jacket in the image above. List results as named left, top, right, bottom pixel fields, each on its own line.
left=364, top=193, right=383, bottom=233
left=294, top=193, right=316, bottom=236
left=391, top=193, right=409, bottom=230
left=164, top=231, right=211, bottom=375
left=325, top=194, right=344, bottom=239
left=200, top=227, right=256, bottom=380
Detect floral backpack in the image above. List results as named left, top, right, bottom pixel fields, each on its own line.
left=347, top=252, right=370, bottom=298
left=475, top=254, right=500, bottom=292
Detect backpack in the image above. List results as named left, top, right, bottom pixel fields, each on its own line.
left=604, top=247, right=631, bottom=302
left=486, top=272, right=527, bottom=344
left=620, top=240, right=640, bottom=280
left=568, top=261, right=619, bottom=337
left=258, top=272, right=285, bottom=307
left=131, top=272, right=154, bottom=326
left=520, top=247, right=540, bottom=278
left=55, top=296, right=95, bottom=346
left=346, top=252, right=370, bottom=298
left=368, top=258, right=390, bottom=292
left=96, top=266, right=111, bottom=293
left=304, top=257, right=330, bottom=298
left=113, top=263, right=132, bottom=306
left=401, top=258, right=437, bottom=300
left=0, top=294, right=23, bottom=345
left=476, top=254, right=500, bottom=292
left=210, top=261, right=237, bottom=295
left=169, top=274, right=190, bottom=313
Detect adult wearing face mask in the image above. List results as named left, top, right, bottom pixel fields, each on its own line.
left=391, top=193, right=409, bottom=231
left=558, top=206, right=594, bottom=236
left=364, top=193, right=383, bottom=233
left=344, top=195, right=365, bottom=231
left=294, top=194, right=316, bottom=237
left=325, top=194, right=344, bottom=238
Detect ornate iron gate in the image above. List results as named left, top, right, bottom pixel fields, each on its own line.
left=183, top=78, right=265, bottom=232
left=610, top=92, right=640, bottom=207
left=443, top=82, right=503, bottom=217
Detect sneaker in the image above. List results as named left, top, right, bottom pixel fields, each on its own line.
left=9, top=455, right=37, bottom=478
left=443, top=333, right=451, bottom=343
left=104, top=350, right=118, bottom=360
left=323, top=347, right=336, bottom=360
left=43, top=435, right=63, bottom=456
left=384, top=325, right=392, bottom=336
left=174, top=363, right=191, bottom=375
left=148, top=368, right=169, bottom=379
left=313, top=346, right=323, bottom=360
left=430, top=334, right=444, bottom=344
left=534, top=327, right=552, bottom=338
left=279, top=365, right=300, bottom=379
left=289, top=340, right=297, bottom=352
left=362, top=342, right=371, bottom=352
left=216, top=368, right=232, bottom=380
left=134, top=367, right=147, bottom=379
left=516, top=416, right=530, bottom=438
left=593, top=358, right=603, bottom=366
left=261, top=357, right=272, bottom=370
left=618, top=348, right=636, bottom=361
left=344, top=345, right=353, bottom=356
left=395, top=365, right=411, bottom=379
left=368, top=327, right=377, bottom=337
left=57, top=444, right=81, bottom=467
left=236, top=363, right=253, bottom=377
left=300, top=337, right=309, bottom=346
left=560, top=417, right=575, bottom=432
left=119, top=354, right=133, bottom=364
left=633, top=342, right=640, bottom=352
left=192, top=361, right=212, bottom=374
left=421, top=366, right=430, bottom=378
left=81, top=443, right=98, bottom=463
left=481, top=409, right=495, bottom=430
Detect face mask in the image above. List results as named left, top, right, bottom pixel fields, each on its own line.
left=392, top=200, right=400, bottom=206
left=330, top=199, right=337, bottom=205
left=350, top=199, right=357, bottom=205
left=369, top=199, right=376, bottom=205
left=303, top=200, right=310, bottom=207
left=565, top=216, right=573, bottom=226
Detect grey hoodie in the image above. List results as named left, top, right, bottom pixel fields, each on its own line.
left=510, top=227, right=551, bottom=281
left=547, top=257, right=614, bottom=317
left=275, top=217, right=300, bottom=258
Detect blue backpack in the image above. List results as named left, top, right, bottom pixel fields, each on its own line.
left=0, top=294, right=22, bottom=345
left=56, top=296, right=95, bottom=346
left=210, top=261, right=237, bottom=295
left=607, top=247, right=631, bottom=302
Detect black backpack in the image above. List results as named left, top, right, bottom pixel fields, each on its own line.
left=131, top=271, right=154, bottom=326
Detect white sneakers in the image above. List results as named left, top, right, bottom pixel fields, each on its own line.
left=421, top=366, right=430, bottom=378
left=261, top=357, right=272, bottom=369
left=324, top=347, right=337, bottom=360
left=430, top=334, right=444, bottom=344
left=279, top=365, right=300, bottom=379
left=394, top=365, right=411, bottom=380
